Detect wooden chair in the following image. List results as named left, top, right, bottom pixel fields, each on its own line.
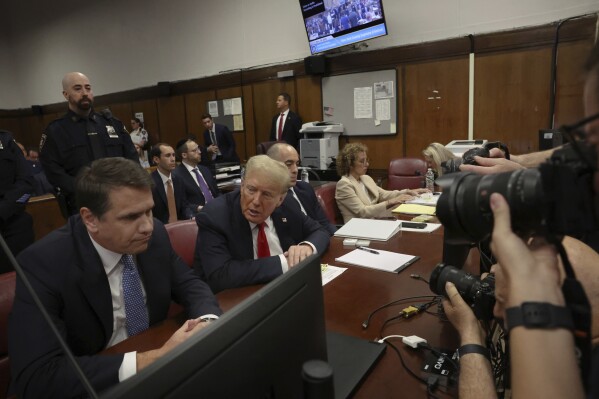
left=0, top=272, right=16, bottom=399
left=314, top=182, right=343, bottom=225
left=387, top=158, right=427, bottom=190
left=164, top=220, right=198, bottom=268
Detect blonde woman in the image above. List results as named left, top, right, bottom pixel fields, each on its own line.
left=335, top=143, right=428, bottom=223
left=422, top=142, right=459, bottom=177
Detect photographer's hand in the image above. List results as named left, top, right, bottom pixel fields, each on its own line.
left=489, top=193, right=583, bottom=399
left=459, top=156, right=524, bottom=175
left=442, top=282, right=485, bottom=346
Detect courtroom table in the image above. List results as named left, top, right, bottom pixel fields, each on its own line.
left=107, top=226, right=460, bottom=398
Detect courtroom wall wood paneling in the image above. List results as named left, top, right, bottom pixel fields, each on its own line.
left=474, top=47, right=552, bottom=155
left=105, top=102, right=133, bottom=133
left=241, top=84, right=256, bottom=160
left=19, top=115, right=46, bottom=149
left=1, top=117, right=24, bottom=142
left=295, top=75, right=323, bottom=125
left=184, top=91, right=216, bottom=140
left=157, top=95, right=187, bottom=149
left=251, top=80, right=283, bottom=145
left=403, top=56, right=470, bottom=158
left=554, top=40, right=594, bottom=127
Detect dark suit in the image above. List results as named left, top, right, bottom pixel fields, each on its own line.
left=151, top=170, right=194, bottom=223
left=8, top=215, right=221, bottom=398
left=194, top=190, right=330, bottom=293
left=203, top=124, right=239, bottom=163
left=172, top=163, right=220, bottom=212
left=284, top=181, right=336, bottom=236
left=269, top=110, right=302, bottom=149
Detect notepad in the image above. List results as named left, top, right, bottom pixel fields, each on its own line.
left=334, top=218, right=401, bottom=241
left=335, top=248, right=419, bottom=273
left=406, top=195, right=439, bottom=207
left=392, top=203, right=436, bottom=215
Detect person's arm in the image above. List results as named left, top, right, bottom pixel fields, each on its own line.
left=460, top=146, right=560, bottom=175
left=335, top=177, right=389, bottom=219
left=489, top=193, right=584, bottom=399
left=39, top=127, right=77, bottom=195
left=510, top=147, right=560, bottom=168
left=0, top=135, right=34, bottom=222
left=443, top=282, right=497, bottom=399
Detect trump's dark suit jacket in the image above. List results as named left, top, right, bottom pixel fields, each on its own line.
left=151, top=170, right=194, bottom=223
left=193, top=190, right=329, bottom=293
left=269, top=110, right=302, bottom=149
left=8, top=215, right=221, bottom=398
left=203, top=123, right=239, bottom=163
left=284, top=181, right=337, bottom=236
left=172, top=163, right=220, bottom=212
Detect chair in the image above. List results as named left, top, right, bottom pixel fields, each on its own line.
left=387, top=158, right=427, bottom=190
left=0, top=272, right=16, bottom=399
left=256, top=141, right=280, bottom=155
left=314, top=182, right=343, bottom=225
left=164, top=220, right=198, bottom=268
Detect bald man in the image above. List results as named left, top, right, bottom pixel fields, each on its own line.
left=40, top=72, right=137, bottom=215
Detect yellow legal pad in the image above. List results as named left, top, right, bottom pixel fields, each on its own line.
left=392, top=203, right=436, bottom=215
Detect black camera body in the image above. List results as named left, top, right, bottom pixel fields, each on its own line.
left=436, top=143, right=598, bottom=244
left=442, top=141, right=510, bottom=175
left=429, top=263, right=496, bottom=320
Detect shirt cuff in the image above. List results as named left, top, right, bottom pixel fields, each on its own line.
left=119, top=351, right=137, bottom=382
left=299, top=241, right=317, bottom=254
left=199, top=314, right=219, bottom=321
left=279, top=254, right=289, bottom=273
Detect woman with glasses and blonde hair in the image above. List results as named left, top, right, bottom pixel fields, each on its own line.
left=422, top=142, right=459, bottom=177
left=335, top=143, right=428, bottom=223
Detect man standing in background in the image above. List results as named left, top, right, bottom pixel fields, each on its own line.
left=269, top=93, right=303, bottom=150
left=201, top=114, right=239, bottom=164
left=40, top=72, right=137, bottom=215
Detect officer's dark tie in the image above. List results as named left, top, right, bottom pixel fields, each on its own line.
left=86, top=119, right=106, bottom=160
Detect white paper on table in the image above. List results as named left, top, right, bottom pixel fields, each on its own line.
left=335, top=248, right=419, bottom=273
left=321, top=264, right=347, bottom=286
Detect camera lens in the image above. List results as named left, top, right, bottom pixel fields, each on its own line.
left=436, top=168, right=545, bottom=243
left=429, top=263, right=483, bottom=302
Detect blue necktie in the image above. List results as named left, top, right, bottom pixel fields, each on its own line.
left=192, top=168, right=214, bottom=203
left=121, top=254, right=149, bottom=337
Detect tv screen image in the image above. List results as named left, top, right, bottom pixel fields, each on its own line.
left=299, top=0, right=388, bottom=54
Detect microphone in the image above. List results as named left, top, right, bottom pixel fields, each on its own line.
left=0, top=233, right=98, bottom=398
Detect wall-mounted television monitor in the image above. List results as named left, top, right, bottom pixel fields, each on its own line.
left=299, top=0, right=388, bottom=55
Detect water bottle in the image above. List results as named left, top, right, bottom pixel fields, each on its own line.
left=425, top=168, right=434, bottom=192
left=301, top=168, right=309, bottom=183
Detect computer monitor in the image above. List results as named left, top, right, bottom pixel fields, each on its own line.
left=104, top=254, right=327, bottom=398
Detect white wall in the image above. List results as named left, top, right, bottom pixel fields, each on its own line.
left=1, top=0, right=597, bottom=109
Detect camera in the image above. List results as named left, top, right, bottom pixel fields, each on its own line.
left=441, top=141, right=511, bottom=175
left=429, top=263, right=495, bottom=320
left=436, top=143, right=598, bottom=244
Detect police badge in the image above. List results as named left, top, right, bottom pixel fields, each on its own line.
left=106, top=125, right=119, bottom=138
left=39, top=133, right=47, bottom=151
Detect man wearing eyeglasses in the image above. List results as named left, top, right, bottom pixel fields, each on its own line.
left=193, top=155, right=330, bottom=293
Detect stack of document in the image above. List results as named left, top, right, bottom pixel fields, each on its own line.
left=335, top=248, right=419, bottom=273
left=406, top=194, right=439, bottom=207
left=392, top=204, right=436, bottom=215
left=334, top=218, right=401, bottom=241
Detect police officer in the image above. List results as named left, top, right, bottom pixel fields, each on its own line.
left=40, top=72, right=137, bottom=215
left=0, top=130, right=34, bottom=273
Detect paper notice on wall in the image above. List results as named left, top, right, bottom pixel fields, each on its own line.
left=208, top=101, right=219, bottom=117
left=374, top=81, right=394, bottom=99
left=324, top=106, right=334, bottom=117
left=231, top=97, right=242, bottom=115
left=223, top=99, right=233, bottom=116
left=233, top=114, right=244, bottom=131
left=354, top=87, right=372, bottom=119
left=134, top=112, right=144, bottom=123
left=375, top=99, right=390, bottom=121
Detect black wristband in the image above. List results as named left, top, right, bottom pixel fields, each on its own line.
left=505, top=302, right=574, bottom=332
left=457, top=344, right=490, bottom=362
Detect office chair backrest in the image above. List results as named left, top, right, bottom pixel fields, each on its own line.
left=387, top=158, right=427, bottom=190
left=256, top=141, right=280, bottom=155
left=314, top=182, right=343, bottom=225
left=165, top=220, right=198, bottom=268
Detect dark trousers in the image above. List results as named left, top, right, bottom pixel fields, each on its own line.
left=0, top=212, right=34, bottom=274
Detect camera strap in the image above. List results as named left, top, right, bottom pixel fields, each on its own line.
left=554, top=239, right=592, bottom=392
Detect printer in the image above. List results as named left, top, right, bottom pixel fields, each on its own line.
left=299, top=122, right=344, bottom=170
left=445, top=139, right=488, bottom=158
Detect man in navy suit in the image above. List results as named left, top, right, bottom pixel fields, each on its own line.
left=194, top=155, right=330, bottom=293
left=172, top=138, right=220, bottom=213
left=267, top=143, right=336, bottom=235
left=269, top=92, right=303, bottom=150
left=8, top=158, right=222, bottom=398
left=150, top=143, right=194, bottom=223
left=201, top=114, right=239, bottom=164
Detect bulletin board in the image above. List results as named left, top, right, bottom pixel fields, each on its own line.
left=322, top=69, right=397, bottom=136
left=205, top=97, right=244, bottom=132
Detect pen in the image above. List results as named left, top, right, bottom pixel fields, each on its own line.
left=357, top=246, right=379, bottom=255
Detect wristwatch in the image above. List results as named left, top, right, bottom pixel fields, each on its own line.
left=505, top=302, right=574, bottom=332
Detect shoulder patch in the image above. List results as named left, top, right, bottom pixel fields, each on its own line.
left=39, top=133, right=47, bottom=151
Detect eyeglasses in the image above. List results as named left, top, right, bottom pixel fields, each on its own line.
left=357, top=158, right=370, bottom=165
left=559, top=111, right=599, bottom=171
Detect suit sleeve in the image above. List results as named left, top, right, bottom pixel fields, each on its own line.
left=297, top=211, right=330, bottom=254
left=220, top=126, right=237, bottom=162
left=194, top=210, right=283, bottom=293
left=9, top=253, right=123, bottom=399
left=0, top=137, right=34, bottom=223
left=335, top=177, right=388, bottom=221
left=269, top=116, right=277, bottom=141
left=40, top=125, right=76, bottom=195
